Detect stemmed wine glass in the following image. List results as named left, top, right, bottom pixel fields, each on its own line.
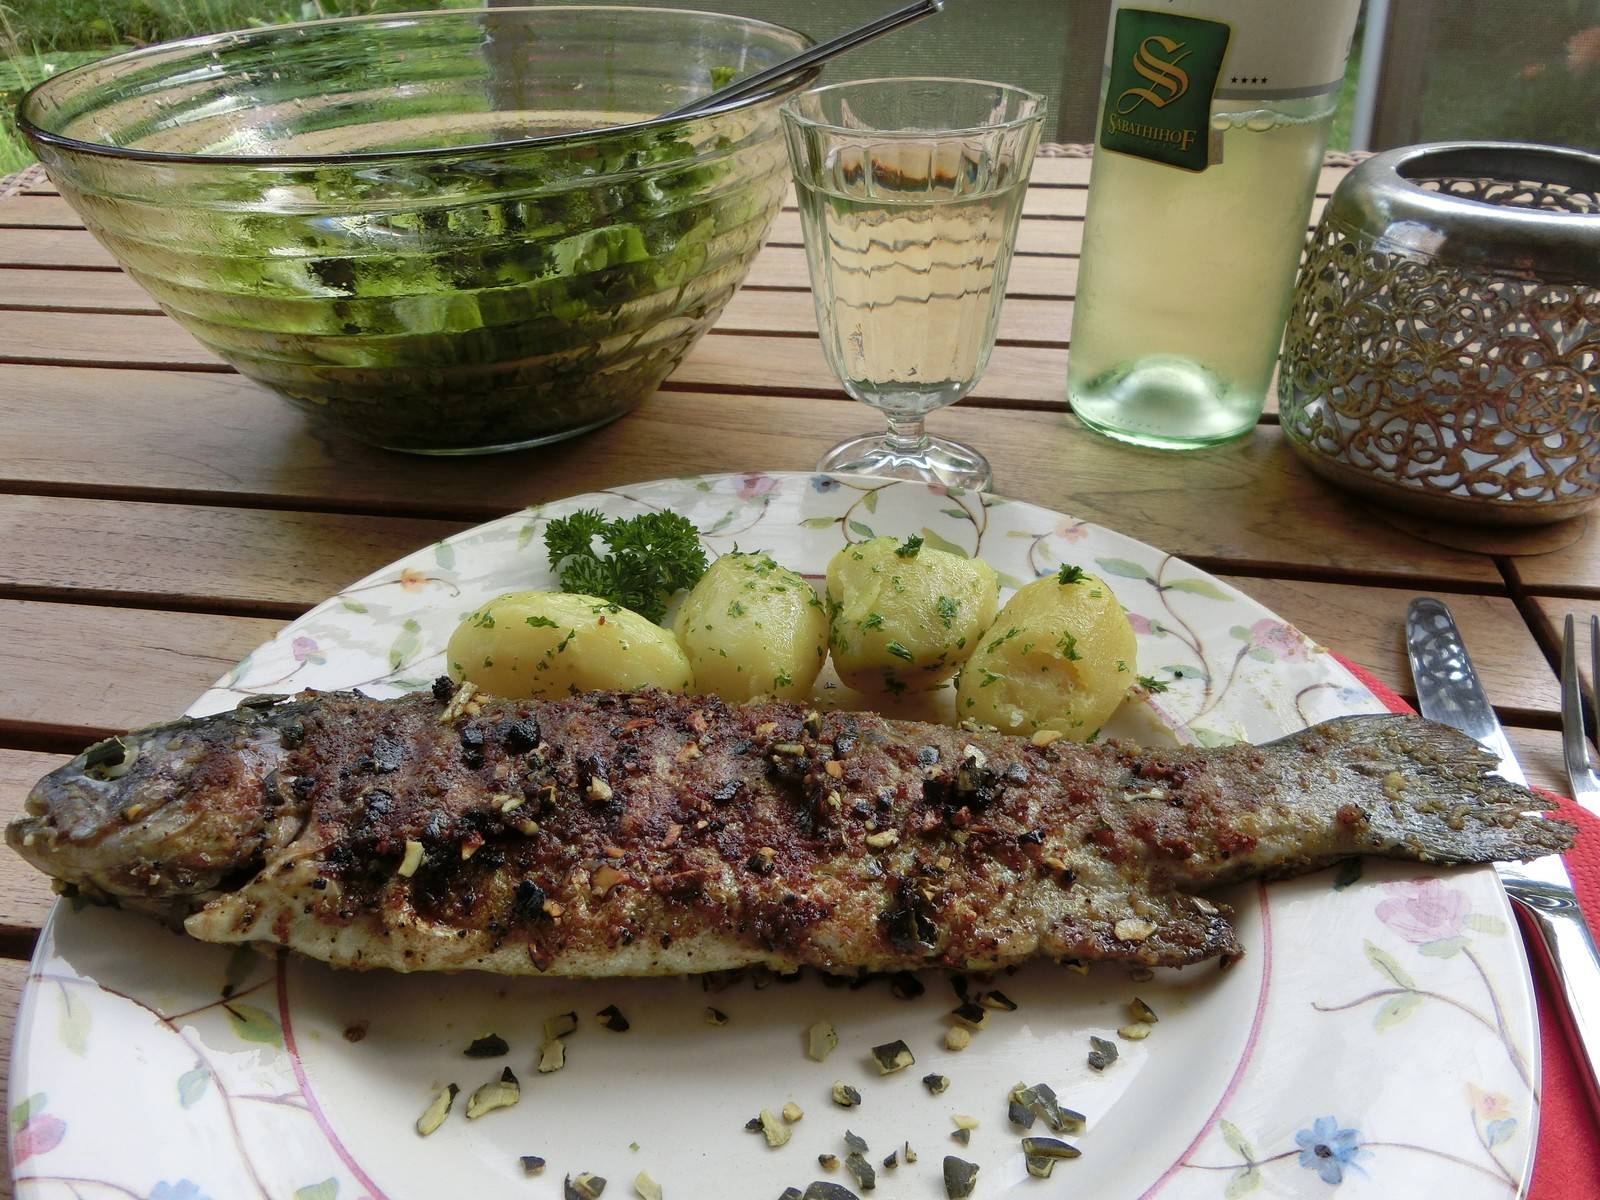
left=781, top=78, right=1045, bottom=491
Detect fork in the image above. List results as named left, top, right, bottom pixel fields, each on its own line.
left=1560, top=614, right=1600, bottom=818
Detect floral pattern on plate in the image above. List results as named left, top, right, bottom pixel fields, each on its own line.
left=10, top=473, right=1539, bottom=1199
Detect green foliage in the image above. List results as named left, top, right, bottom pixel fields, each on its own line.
left=544, top=508, right=708, bottom=623
left=0, top=0, right=477, bottom=171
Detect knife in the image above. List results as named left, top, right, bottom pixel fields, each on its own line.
left=1406, top=596, right=1600, bottom=1121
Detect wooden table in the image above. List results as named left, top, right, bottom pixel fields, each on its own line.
left=0, top=152, right=1594, bottom=1188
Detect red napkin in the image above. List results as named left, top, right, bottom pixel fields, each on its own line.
left=1336, top=656, right=1600, bottom=1198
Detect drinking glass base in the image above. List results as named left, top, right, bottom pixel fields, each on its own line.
left=817, top=433, right=993, bottom=492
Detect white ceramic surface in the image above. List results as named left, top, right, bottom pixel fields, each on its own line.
left=9, top=473, right=1539, bottom=1199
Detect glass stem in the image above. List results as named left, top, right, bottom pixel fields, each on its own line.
left=884, top=413, right=930, bottom=453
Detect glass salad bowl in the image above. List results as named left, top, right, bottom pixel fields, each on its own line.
left=18, top=6, right=815, bottom=454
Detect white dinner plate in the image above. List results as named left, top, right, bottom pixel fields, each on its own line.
left=9, top=472, right=1539, bottom=1199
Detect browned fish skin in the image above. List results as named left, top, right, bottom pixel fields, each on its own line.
left=7, top=685, right=1574, bottom=976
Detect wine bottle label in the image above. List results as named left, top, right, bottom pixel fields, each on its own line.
left=1098, top=0, right=1361, bottom=171
left=1099, top=8, right=1231, bottom=172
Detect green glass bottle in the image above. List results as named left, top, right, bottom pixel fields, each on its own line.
left=1068, top=0, right=1362, bottom=449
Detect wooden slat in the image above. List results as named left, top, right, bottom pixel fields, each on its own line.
left=0, top=194, right=83, bottom=227
left=0, top=308, right=1078, bottom=407
left=0, top=267, right=159, bottom=312
left=0, top=750, right=67, bottom=940
left=0, top=364, right=1505, bottom=582
left=0, top=495, right=468, bottom=615
left=0, top=191, right=1089, bottom=244
left=0, top=198, right=1327, bottom=284
left=0, top=599, right=282, bottom=741
left=745, top=242, right=1074, bottom=295
left=1528, top=597, right=1592, bottom=670
left=1506, top=726, right=1573, bottom=801
left=1222, top=577, right=1560, bottom=719
left=720, top=288, right=1070, bottom=346
left=0, top=266, right=1079, bottom=345
left=1511, top=521, right=1600, bottom=595
left=18, top=191, right=1085, bottom=233
left=767, top=208, right=1083, bottom=257
left=767, top=196, right=1328, bottom=255
left=0, top=229, right=1079, bottom=296
left=0, top=227, right=119, bottom=269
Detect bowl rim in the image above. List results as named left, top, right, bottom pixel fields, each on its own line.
left=16, top=4, right=819, bottom=168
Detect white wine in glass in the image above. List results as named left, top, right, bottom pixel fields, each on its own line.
left=783, top=78, right=1044, bottom=491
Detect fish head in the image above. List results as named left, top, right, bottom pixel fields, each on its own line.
left=7, top=702, right=311, bottom=907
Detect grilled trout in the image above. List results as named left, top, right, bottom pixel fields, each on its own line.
left=7, top=684, right=1574, bottom=975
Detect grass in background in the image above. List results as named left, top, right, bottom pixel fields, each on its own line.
left=0, top=0, right=472, bottom=173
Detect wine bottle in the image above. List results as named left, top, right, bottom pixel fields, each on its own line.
left=1068, top=0, right=1362, bottom=449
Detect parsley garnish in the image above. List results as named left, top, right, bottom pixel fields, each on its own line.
left=525, top=615, right=560, bottom=630
left=862, top=612, right=885, bottom=630
left=1058, top=632, right=1082, bottom=662
left=543, top=508, right=707, bottom=623
left=987, top=626, right=1021, bottom=652
left=1057, top=564, right=1087, bottom=585
left=1138, top=674, right=1170, bottom=694
left=895, top=535, right=924, bottom=559
left=935, top=596, right=958, bottom=628
left=886, top=641, right=914, bottom=662
left=728, top=600, right=746, bottom=618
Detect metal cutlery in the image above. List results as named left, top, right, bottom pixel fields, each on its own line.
left=1407, top=596, right=1600, bottom=1117
left=1561, top=613, right=1600, bottom=820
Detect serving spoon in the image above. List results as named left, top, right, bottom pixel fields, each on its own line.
left=660, top=0, right=945, bottom=121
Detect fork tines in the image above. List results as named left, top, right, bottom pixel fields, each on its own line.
left=1559, top=613, right=1600, bottom=815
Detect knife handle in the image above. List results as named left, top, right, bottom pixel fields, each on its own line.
left=1509, top=880, right=1600, bottom=1118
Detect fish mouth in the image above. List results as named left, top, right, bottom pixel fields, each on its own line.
left=6, top=709, right=305, bottom=907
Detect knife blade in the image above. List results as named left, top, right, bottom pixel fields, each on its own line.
left=1406, top=596, right=1600, bottom=1122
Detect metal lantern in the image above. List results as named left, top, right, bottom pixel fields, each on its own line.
left=1280, top=142, right=1600, bottom=525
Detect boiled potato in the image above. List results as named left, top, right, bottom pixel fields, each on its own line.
left=447, top=590, right=692, bottom=698
left=955, top=566, right=1136, bottom=738
left=826, top=535, right=998, bottom=692
left=673, top=552, right=828, bottom=702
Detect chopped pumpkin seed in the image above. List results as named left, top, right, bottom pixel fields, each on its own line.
left=1087, top=1036, right=1118, bottom=1071
left=463, top=1033, right=508, bottom=1058
left=415, top=1083, right=457, bottom=1137
left=943, top=1155, right=980, bottom=1198
left=869, top=1039, right=915, bottom=1074
left=806, top=1020, right=839, bottom=1062
left=465, top=1067, right=521, bottom=1119
left=538, top=1038, right=566, bottom=1073
left=759, top=1108, right=791, bottom=1147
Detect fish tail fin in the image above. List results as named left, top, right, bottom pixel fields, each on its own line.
left=1291, top=715, right=1575, bottom=866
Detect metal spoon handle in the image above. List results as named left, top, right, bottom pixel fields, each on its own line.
left=661, top=0, right=944, bottom=120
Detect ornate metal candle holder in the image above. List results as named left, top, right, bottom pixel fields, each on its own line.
left=1280, top=142, right=1600, bottom=525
